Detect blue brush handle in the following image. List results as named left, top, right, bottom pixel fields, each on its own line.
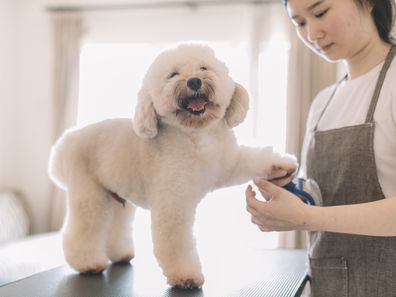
left=283, top=178, right=316, bottom=205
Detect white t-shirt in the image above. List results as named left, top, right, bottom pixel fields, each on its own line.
left=301, top=58, right=396, bottom=198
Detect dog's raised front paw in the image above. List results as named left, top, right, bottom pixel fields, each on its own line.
left=267, top=154, right=298, bottom=180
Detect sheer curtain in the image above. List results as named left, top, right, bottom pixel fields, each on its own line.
left=48, top=12, right=85, bottom=230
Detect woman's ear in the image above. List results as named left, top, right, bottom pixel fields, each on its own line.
left=133, top=88, right=158, bottom=138
left=225, top=83, right=249, bottom=128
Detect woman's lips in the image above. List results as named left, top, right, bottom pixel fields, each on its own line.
left=318, top=43, right=334, bottom=52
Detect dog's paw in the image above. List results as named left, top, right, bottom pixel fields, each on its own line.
left=108, top=252, right=135, bottom=264
left=267, top=154, right=298, bottom=181
left=66, top=253, right=109, bottom=274
left=64, top=249, right=109, bottom=274
left=107, top=239, right=135, bottom=264
left=78, top=262, right=109, bottom=274
left=63, top=234, right=109, bottom=274
left=167, top=272, right=205, bottom=289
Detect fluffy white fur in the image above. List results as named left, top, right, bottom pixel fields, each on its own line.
left=48, top=44, right=297, bottom=289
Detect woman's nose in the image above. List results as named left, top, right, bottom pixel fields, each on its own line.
left=306, top=20, right=325, bottom=43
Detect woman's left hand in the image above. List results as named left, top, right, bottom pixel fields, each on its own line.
left=245, top=178, right=312, bottom=232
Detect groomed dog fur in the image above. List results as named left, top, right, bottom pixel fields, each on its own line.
left=48, top=44, right=297, bottom=289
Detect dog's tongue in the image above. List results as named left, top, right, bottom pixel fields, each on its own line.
left=188, top=98, right=207, bottom=111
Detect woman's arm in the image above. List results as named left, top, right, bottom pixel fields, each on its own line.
left=246, top=178, right=396, bottom=236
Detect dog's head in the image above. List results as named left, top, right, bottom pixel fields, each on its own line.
left=133, top=44, right=249, bottom=138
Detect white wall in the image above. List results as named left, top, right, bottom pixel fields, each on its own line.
left=0, top=0, right=18, bottom=188
left=0, top=0, right=53, bottom=233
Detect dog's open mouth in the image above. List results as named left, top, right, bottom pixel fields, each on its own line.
left=180, top=96, right=209, bottom=115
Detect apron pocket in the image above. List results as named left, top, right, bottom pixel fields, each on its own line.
left=309, top=257, right=348, bottom=297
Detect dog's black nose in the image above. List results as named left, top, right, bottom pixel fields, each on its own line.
left=187, top=77, right=202, bottom=91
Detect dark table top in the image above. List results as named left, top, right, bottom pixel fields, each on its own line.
left=0, top=248, right=308, bottom=297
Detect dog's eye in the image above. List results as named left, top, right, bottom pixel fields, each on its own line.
left=168, top=72, right=179, bottom=79
left=200, top=66, right=208, bottom=71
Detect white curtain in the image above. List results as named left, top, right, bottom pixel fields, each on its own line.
left=278, top=25, right=338, bottom=249
left=48, top=12, right=84, bottom=230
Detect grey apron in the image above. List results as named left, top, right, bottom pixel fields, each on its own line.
left=306, top=45, right=396, bottom=297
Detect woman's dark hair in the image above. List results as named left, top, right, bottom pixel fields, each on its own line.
left=356, top=0, right=395, bottom=43
left=282, top=0, right=395, bottom=43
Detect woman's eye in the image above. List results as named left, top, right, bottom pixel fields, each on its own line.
left=297, top=21, right=306, bottom=28
left=315, top=9, right=329, bottom=18
left=168, top=72, right=179, bottom=79
left=293, top=20, right=305, bottom=28
left=200, top=66, right=208, bottom=71
left=292, top=18, right=305, bottom=28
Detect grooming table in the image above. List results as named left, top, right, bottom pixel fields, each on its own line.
left=0, top=248, right=308, bottom=297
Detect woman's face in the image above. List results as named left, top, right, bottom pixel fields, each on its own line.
left=286, top=0, right=376, bottom=62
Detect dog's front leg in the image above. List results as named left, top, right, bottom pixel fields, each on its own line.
left=150, top=196, right=204, bottom=289
left=218, top=146, right=298, bottom=187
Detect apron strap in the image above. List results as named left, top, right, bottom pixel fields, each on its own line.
left=313, top=75, right=347, bottom=131
left=314, top=45, right=396, bottom=131
left=365, top=45, right=396, bottom=123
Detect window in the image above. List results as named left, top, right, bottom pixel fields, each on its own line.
left=77, top=3, right=290, bottom=261
left=78, top=39, right=289, bottom=255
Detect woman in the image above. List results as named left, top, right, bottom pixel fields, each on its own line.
left=246, top=0, right=396, bottom=296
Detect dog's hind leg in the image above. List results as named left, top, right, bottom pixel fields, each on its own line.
left=62, top=175, right=113, bottom=274
left=106, top=198, right=136, bottom=263
left=150, top=198, right=204, bottom=289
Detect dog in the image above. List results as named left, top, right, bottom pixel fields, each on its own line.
left=48, top=44, right=297, bottom=289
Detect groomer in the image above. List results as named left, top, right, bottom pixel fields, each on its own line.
left=246, top=0, right=396, bottom=296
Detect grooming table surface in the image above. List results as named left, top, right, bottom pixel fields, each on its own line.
left=0, top=248, right=308, bottom=297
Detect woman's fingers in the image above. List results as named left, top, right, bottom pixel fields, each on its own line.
left=253, top=177, right=284, bottom=200
left=245, top=184, right=266, bottom=209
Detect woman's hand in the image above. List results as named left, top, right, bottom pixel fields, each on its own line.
left=246, top=178, right=396, bottom=236
left=245, top=178, right=312, bottom=232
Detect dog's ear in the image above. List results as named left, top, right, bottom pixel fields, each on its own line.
left=225, top=83, right=249, bottom=128
left=133, top=88, right=158, bottom=138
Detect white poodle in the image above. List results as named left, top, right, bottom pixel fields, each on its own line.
left=48, top=44, right=297, bottom=289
